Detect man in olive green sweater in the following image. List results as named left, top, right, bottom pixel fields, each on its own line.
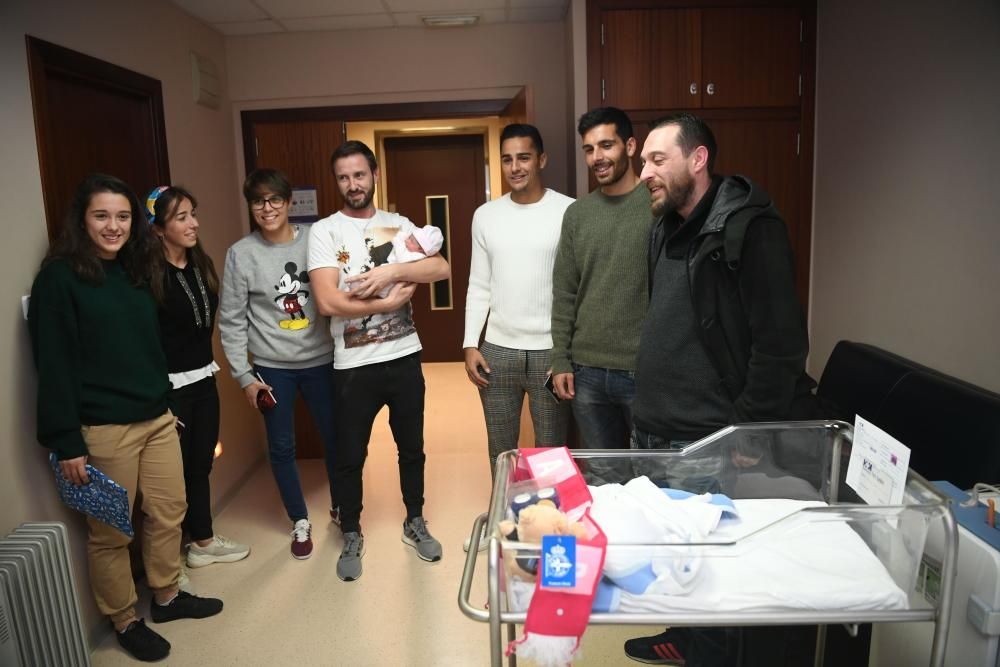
left=551, top=107, right=653, bottom=459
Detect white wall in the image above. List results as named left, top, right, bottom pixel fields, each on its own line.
left=0, top=0, right=264, bottom=644
left=810, top=0, right=1000, bottom=393
left=225, top=20, right=571, bottom=196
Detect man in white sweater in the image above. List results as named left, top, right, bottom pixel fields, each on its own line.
left=463, top=124, right=574, bottom=476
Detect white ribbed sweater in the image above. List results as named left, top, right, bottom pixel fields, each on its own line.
left=463, top=189, right=574, bottom=350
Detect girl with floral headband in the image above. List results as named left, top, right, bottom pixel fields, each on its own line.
left=147, top=185, right=251, bottom=576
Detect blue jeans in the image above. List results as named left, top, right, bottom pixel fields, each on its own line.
left=571, top=364, right=635, bottom=449
left=256, top=363, right=337, bottom=522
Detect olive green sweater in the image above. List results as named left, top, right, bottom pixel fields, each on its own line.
left=29, top=259, right=169, bottom=460
left=550, top=183, right=653, bottom=374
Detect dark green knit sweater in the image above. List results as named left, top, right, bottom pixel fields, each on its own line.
left=29, top=259, right=169, bottom=460
left=550, top=183, right=653, bottom=374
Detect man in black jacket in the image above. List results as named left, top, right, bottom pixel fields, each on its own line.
left=624, top=114, right=815, bottom=665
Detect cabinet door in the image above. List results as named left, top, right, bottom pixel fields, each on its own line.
left=601, top=9, right=701, bottom=111
left=701, top=7, right=802, bottom=109
left=648, top=9, right=702, bottom=109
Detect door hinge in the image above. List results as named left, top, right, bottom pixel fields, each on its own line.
left=601, top=78, right=606, bottom=101
left=601, top=23, right=605, bottom=46
left=800, top=20, right=803, bottom=43
left=254, top=136, right=259, bottom=157
left=796, top=133, right=801, bottom=156
left=798, top=75, right=802, bottom=97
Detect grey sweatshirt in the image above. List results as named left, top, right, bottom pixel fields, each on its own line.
left=219, top=225, right=334, bottom=388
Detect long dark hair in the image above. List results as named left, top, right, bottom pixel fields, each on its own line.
left=42, top=173, right=150, bottom=285
left=147, top=186, right=220, bottom=303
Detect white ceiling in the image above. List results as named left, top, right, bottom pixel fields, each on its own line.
left=171, top=0, right=569, bottom=35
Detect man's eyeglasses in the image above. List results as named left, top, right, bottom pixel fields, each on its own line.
left=250, top=196, right=287, bottom=210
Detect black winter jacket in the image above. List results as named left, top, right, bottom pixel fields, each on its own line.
left=648, top=175, right=816, bottom=423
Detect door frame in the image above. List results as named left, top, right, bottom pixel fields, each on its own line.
left=240, top=95, right=524, bottom=176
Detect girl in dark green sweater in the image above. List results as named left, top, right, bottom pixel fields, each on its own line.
left=29, top=174, right=222, bottom=662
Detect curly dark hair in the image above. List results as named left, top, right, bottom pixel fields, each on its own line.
left=42, top=173, right=151, bottom=286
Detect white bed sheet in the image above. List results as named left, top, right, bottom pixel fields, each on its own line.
left=613, top=498, right=909, bottom=614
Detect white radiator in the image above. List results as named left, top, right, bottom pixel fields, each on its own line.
left=0, top=522, right=90, bottom=666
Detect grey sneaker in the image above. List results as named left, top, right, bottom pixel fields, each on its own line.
left=337, top=531, right=365, bottom=582
left=187, top=535, right=251, bottom=568
left=402, top=517, right=442, bottom=562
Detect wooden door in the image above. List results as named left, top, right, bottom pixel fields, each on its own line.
left=26, top=37, right=170, bottom=239
left=701, top=7, right=802, bottom=108
left=251, top=119, right=345, bottom=223
left=383, top=134, right=487, bottom=362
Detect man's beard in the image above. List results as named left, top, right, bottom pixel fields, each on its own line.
left=344, top=187, right=375, bottom=210
left=593, top=155, right=629, bottom=186
left=651, top=171, right=694, bottom=218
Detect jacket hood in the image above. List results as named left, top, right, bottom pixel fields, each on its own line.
left=699, top=175, right=773, bottom=236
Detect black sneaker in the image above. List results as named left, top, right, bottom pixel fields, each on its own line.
left=116, top=618, right=170, bottom=661
left=150, top=590, right=223, bottom=623
left=624, top=628, right=687, bottom=665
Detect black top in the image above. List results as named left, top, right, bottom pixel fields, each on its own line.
left=157, top=259, right=218, bottom=376
left=634, top=177, right=732, bottom=440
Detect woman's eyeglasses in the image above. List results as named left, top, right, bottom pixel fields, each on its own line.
left=250, top=196, right=287, bottom=210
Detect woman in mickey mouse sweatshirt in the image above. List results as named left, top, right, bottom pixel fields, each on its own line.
left=218, top=168, right=337, bottom=561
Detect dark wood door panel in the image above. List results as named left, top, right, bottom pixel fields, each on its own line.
left=384, top=134, right=486, bottom=362
left=252, top=120, right=345, bottom=222
left=702, top=7, right=802, bottom=108
left=27, top=36, right=170, bottom=239
left=601, top=10, right=651, bottom=110
left=710, top=118, right=807, bottom=305
left=648, top=9, right=702, bottom=109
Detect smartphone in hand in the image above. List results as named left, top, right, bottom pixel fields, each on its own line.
left=256, top=372, right=277, bottom=411
left=543, top=372, right=561, bottom=402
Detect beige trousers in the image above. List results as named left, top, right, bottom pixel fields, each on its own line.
left=82, top=411, right=186, bottom=626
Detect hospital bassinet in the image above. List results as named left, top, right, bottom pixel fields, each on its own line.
left=458, top=421, right=957, bottom=666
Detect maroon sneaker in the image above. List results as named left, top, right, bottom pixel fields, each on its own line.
left=291, top=519, right=313, bottom=559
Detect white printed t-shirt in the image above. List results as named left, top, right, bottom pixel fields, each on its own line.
left=308, top=209, right=422, bottom=370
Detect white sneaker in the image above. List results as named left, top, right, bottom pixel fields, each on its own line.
left=186, top=534, right=251, bottom=568
left=177, top=562, right=196, bottom=594
left=462, top=524, right=489, bottom=553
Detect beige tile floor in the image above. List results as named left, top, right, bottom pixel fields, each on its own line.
left=92, top=362, right=656, bottom=666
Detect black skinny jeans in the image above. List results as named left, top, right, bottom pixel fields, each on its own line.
left=168, top=376, right=220, bottom=541
left=333, top=351, right=426, bottom=533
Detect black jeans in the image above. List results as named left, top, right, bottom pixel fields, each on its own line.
left=333, top=352, right=426, bottom=533
left=168, top=376, right=220, bottom=542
